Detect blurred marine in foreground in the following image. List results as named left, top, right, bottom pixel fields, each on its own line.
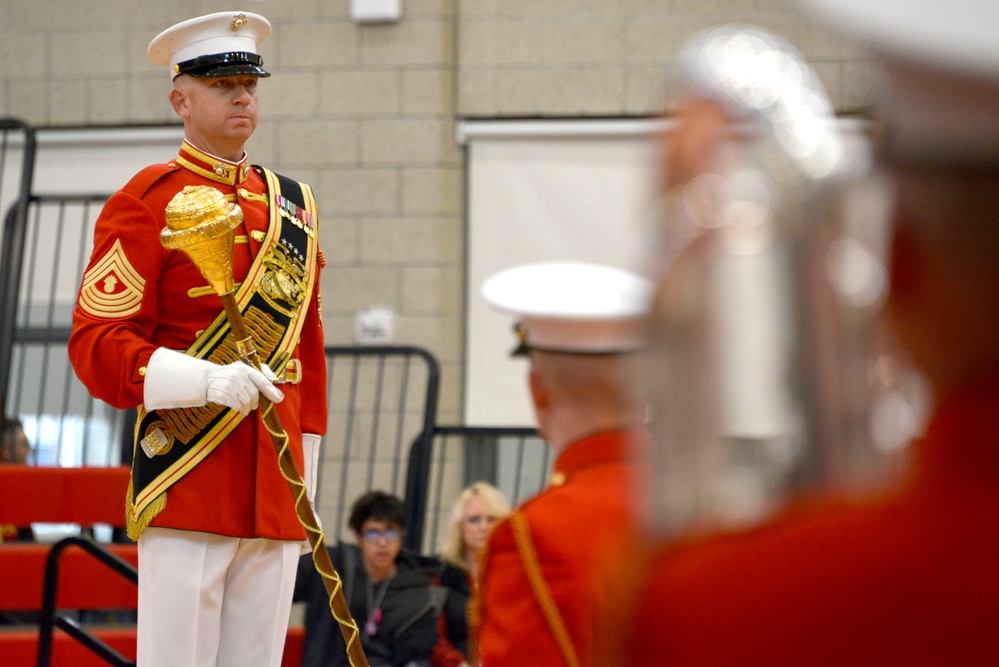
left=605, top=0, right=999, bottom=664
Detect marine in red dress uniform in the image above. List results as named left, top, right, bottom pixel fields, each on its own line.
left=69, top=11, right=328, bottom=667
left=472, top=262, right=653, bottom=667
left=476, top=430, right=647, bottom=667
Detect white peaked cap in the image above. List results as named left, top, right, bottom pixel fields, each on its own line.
left=482, top=262, right=654, bottom=355
left=147, top=11, right=271, bottom=79
left=798, top=0, right=999, bottom=164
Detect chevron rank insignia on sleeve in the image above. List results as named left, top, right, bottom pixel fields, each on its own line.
left=79, top=238, right=147, bottom=319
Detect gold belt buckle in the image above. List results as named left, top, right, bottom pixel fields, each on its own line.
left=277, top=358, right=301, bottom=385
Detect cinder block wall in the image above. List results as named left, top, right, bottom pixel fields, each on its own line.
left=456, top=0, right=868, bottom=117
left=0, top=0, right=865, bottom=424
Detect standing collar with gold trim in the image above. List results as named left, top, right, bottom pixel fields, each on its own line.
left=173, top=140, right=252, bottom=186
left=548, top=429, right=648, bottom=488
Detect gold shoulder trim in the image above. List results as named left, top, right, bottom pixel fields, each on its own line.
left=509, top=512, right=581, bottom=667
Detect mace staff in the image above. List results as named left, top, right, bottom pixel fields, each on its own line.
left=161, top=185, right=368, bottom=667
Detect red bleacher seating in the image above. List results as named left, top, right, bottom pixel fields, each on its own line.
left=1, top=542, right=138, bottom=610
left=0, top=465, right=305, bottom=666
left=1, top=628, right=138, bottom=666
left=0, top=628, right=304, bottom=666
left=0, top=466, right=131, bottom=527
left=0, top=466, right=137, bottom=666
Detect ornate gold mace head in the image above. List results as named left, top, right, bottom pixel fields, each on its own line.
left=161, top=185, right=243, bottom=295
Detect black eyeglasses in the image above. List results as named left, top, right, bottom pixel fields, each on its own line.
left=362, top=529, right=402, bottom=543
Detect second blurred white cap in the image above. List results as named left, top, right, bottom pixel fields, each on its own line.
left=798, top=0, right=999, bottom=164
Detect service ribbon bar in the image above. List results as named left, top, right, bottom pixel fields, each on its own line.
left=275, top=194, right=315, bottom=236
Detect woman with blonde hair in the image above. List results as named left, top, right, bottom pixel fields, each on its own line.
left=431, top=481, right=511, bottom=667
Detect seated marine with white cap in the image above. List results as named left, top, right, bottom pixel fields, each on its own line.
left=69, top=10, right=328, bottom=667
left=472, top=262, right=653, bottom=667
left=600, top=0, right=999, bottom=664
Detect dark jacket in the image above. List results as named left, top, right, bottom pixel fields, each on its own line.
left=295, top=542, right=445, bottom=667
left=438, top=563, right=471, bottom=657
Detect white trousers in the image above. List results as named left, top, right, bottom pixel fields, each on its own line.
left=137, top=527, right=300, bottom=667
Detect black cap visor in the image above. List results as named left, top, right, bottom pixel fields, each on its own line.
left=506, top=323, right=633, bottom=357
left=509, top=323, right=530, bottom=357
left=174, top=51, right=270, bottom=79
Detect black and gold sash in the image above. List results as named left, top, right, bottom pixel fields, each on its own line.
left=127, top=169, right=319, bottom=539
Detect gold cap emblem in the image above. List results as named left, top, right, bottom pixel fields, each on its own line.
left=230, top=13, right=248, bottom=32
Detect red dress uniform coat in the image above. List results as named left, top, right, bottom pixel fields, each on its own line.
left=69, top=141, right=327, bottom=542
left=475, top=430, right=647, bottom=667
left=612, top=380, right=999, bottom=666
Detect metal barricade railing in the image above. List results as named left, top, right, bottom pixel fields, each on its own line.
left=0, top=118, right=37, bottom=419
left=2, top=193, right=125, bottom=466
left=37, top=536, right=138, bottom=667
left=318, top=345, right=440, bottom=552
left=418, top=425, right=549, bottom=554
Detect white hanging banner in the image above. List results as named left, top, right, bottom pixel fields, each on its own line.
left=462, top=119, right=661, bottom=426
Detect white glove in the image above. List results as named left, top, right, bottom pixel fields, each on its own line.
left=144, top=348, right=284, bottom=416
left=302, top=433, right=321, bottom=506
left=301, top=433, right=322, bottom=553
left=260, top=363, right=279, bottom=383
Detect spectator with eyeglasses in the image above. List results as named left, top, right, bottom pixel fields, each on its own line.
left=431, top=482, right=511, bottom=667
left=294, top=490, right=444, bottom=667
